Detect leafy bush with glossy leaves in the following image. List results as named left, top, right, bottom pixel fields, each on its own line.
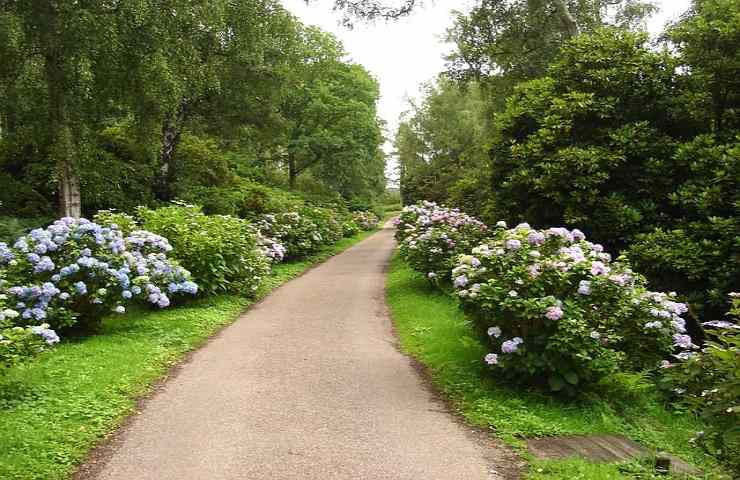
left=486, top=28, right=686, bottom=249
left=626, top=136, right=740, bottom=322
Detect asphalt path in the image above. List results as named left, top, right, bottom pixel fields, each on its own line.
left=78, top=223, right=508, bottom=480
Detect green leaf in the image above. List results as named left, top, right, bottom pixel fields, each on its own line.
left=564, top=371, right=579, bottom=385
left=549, top=374, right=565, bottom=391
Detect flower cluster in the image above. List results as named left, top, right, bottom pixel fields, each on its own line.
left=255, top=231, right=287, bottom=263
left=256, top=211, right=327, bottom=259
left=352, top=211, right=380, bottom=231
left=0, top=217, right=197, bottom=331
left=397, top=202, right=488, bottom=282
left=451, top=221, right=691, bottom=393
left=1, top=291, right=58, bottom=373
left=395, top=201, right=487, bottom=243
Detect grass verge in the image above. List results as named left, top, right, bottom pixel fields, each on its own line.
left=0, top=228, right=379, bottom=480
left=385, top=253, right=728, bottom=479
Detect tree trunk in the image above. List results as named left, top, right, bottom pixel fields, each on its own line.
left=552, top=0, right=579, bottom=38
left=156, top=104, right=186, bottom=201
left=59, top=152, right=81, bottom=218
left=288, top=154, right=297, bottom=190
left=45, top=53, right=82, bottom=218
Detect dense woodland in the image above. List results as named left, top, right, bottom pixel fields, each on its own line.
left=395, top=0, right=739, bottom=324
left=0, top=0, right=387, bottom=223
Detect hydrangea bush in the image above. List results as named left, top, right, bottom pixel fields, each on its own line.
left=138, top=205, right=269, bottom=296
left=255, top=232, right=287, bottom=263
left=256, top=211, right=326, bottom=259
left=452, top=222, right=691, bottom=393
left=302, top=207, right=345, bottom=245
left=0, top=290, right=58, bottom=373
left=0, top=217, right=196, bottom=331
left=396, top=202, right=488, bottom=282
left=352, top=211, right=380, bottom=231
left=341, top=218, right=361, bottom=237
left=659, top=293, right=740, bottom=470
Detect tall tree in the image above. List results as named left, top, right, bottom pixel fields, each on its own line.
left=667, top=0, right=740, bottom=136
left=0, top=1, right=129, bottom=217
left=394, top=78, right=489, bottom=206
left=446, top=0, right=657, bottom=96
left=280, top=27, right=384, bottom=198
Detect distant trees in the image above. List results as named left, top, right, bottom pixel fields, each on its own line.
left=280, top=26, right=383, bottom=197
left=446, top=0, right=657, bottom=97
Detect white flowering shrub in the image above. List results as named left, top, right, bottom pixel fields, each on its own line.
left=452, top=223, right=692, bottom=394
left=0, top=217, right=197, bottom=331
left=342, top=218, right=361, bottom=237
left=394, top=201, right=435, bottom=242
left=256, top=211, right=326, bottom=259
left=397, top=202, right=488, bottom=282
left=352, top=211, right=380, bottom=231
left=659, top=293, right=740, bottom=470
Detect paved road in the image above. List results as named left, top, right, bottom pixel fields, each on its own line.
left=78, top=223, right=507, bottom=480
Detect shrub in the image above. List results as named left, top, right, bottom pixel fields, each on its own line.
left=341, top=219, right=361, bottom=237
left=180, top=180, right=306, bottom=219
left=486, top=29, right=687, bottom=250
left=93, top=210, right=139, bottom=236
left=352, top=211, right=380, bottom=231
left=0, top=290, right=58, bottom=373
left=626, top=136, right=740, bottom=323
left=256, top=210, right=328, bottom=259
left=0, top=174, right=53, bottom=218
left=627, top=221, right=739, bottom=323
left=396, top=202, right=488, bottom=282
left=659, top=293, right=740, bottom=471
left=452, top=223, right=692, bottom=394
left=169, top=133, right=232, bottom=198
left=301, top=207, right=344, bottom=245
left=394, top=201, right=432, bottom=242
left=138, top=205, right=269, bottom=296
left=0, top=218, right=196, bottom=331
left=255, top=232, right=286, bottom=264
left=0, top=216, right=52, bottom=244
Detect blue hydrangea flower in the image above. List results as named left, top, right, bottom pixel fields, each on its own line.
left=74, top=281, right=87, bottom=295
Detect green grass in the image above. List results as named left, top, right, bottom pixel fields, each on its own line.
left=0, top=228, right=378, bottom=480
left=385, top=254, right=729, bottom=479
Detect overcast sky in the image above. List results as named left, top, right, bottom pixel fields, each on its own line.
left=281, top=0, right=692, bottom=181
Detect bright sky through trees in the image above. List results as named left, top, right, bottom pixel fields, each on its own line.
left=282, top=0, right=692, bottom=182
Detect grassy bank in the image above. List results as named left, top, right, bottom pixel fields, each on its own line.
left=385, top=254, right=727, bottom=479
left=0, top=228, right=379, bottom=480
